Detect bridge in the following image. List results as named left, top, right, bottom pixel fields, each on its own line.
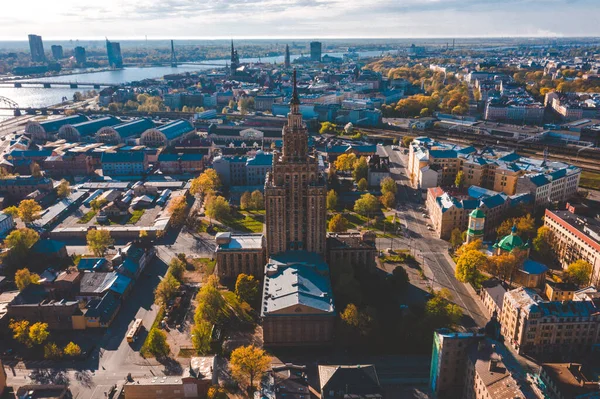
left=0, top=81, right=115, bottom=89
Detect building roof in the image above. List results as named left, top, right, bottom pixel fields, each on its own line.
left=495, top=228, right=526, bottom=252
left=521, top=259, right=548, bottom=275
left=482, top=280, right=507, bottom=312
left=113, top=118, right=155, bottom=138
left=101, top=151, right=145, bottom=163
left=246, top=151, right=273, bottom=166
left=39, top=114, right=89, bottom=133
left=470, top=208, right=486, bottom=219
left=85, top=292, right=119, bottom=323
left=541, top=363, right=599, bottom=398
left=77, top=257, right=108, bottom=271
left=158, top=152, right=206, bottom=162
left=262, top=251, right=335, bottom=316
left=158, top=119, right=195, bottom=140
left=72, top=116, right=121, bottom=137
left=32, top=239, right=66, bottom=254
left=326, top=233, right=377, bottom=250
left=79, top=271, right=120, bottom=295
left=318, top=365, right=382, bottom=397
left=216, top=233, right=264, bottom=250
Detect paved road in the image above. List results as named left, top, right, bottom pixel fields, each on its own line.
left=381, top=146, right=488, bottom=328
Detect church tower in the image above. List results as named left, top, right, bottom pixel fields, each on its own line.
left=466, top=207, right=485, bottom=243
left=265, top=69, right=327, bottom=256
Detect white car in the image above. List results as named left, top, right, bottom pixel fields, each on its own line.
left=422, top=213, right=427, bottom=218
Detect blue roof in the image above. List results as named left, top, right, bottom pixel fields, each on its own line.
left=85, top=292, right=120, bottom=323
left=429, top=150, right=457, bottom=159
left=522, top=259, right=548, bottom=275
left=32, top=239, right=66, bottom=254
left=247, top=152, right=273, bottom=166
left=499, top=152, right=521, bottom=162
left=509, top=193, right=532, bottom=206
left=457, top=146, right=477, bottom=155
left=72, top=116, right=121, bottom=137
left=480, top=193, right=507, bottom=209
left=468, top=185, right=497, bottom=199
left=102, top=151, right=145, bottom=163
left=325, top=145, right=350, bottom=153
left=39, top=115, right=88, bottom=133
left=77, top=258, right=107, bottom=271
left=158, top=119, right=194, bottom=140
left=110, top=273, right=132, bottom=295
left=549, top=169, right=567, bottom=180
left=9, top=149, right=53, bottom=158
left=158, top=153, right=205, bottom=162
left=529, top=174, right=550, bottom=187
left=461, top=199, right=479, bottom=210
left=120, top=258, right=139, bottom=276
left=113, top=118, right=155, bottom=139
left=350, top=145, right=377, bottom=153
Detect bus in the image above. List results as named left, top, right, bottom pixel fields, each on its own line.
left=126, top=318, right=143, bottom=343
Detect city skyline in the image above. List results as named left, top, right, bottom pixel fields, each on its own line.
left=0, top=0, right=600, bottom=40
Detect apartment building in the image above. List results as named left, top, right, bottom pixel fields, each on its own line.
left=500, top=287, right=600, bottom=357
left=215, top=233, right=266, bottom=280
left=545, top=91, right=600, bottom=121
left=544, top=209, right=600, bottom=285
left=516, top=167, right=581, bottom=208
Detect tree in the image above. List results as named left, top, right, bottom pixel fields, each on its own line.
left=402, top=136, right=413, bottom=148
left=357, top=178, right=368, bottom=192
left=380, top=191, right=395, bottom=209
left=424, top=293, right=462, bottom=327
left=108, top=102, right=120, bottom=112
left=319, top=121, right=338, bottom=135
left=168, top=196, right=188, bottom=227
left=326, top=189, right=338, bottom=210
left=207, top=386, right=228, bottom=399
left=238, top=97, right=255, bottom=115
left=15, top=268, right=40, bottom=291
left=390, top=266, right=409, bottom=290
left=380, top=177, right=397, bottom=195
left=334, top=153, right=357, bottom=171
left=155, top=273, right=181, bottom=306
left=489, top=253, right=518, bottom=282
left=353, top=193, right=380, bottom=216
left=195, top=276, right=225, bottom=325
left=29, top=322, right=49, bottom=345
left=63, top=342, right=81, bottom=357
left=146, top=328, right=170, bottom=357
left=565, top=260, right=593, bottom=286
left=235, top=274, right=260, bottom=304
left=9, top=319, right=30, bottom=345
left=230, top=345, right=271, bottom=390
left=168, top=258, right=186, bottom=281
left=18, top=199, right=42, bottom=224
left=205, top=195, right=230, bottom=222
left=450, top=228, right=463, bottom=249
left=44, top=342, right=62, bottom=359
left=250, top=190, right=264, bottom=210
left=30, top=162, right=42, bottom=178
left=191, top=320, right=212, bottom=355
left=533, top=226, right=554, bottom=262
left=86, top=229, right=114, bottom=256
left=340, top=304, right=375, bottom=336
left=352, top=156, right=368, bottom=182
left=455, top=171, right=465, bottom=189
left=328, top=214, right=348, bottom=233
left=90, top=198, right=107, bottom=211
left=240, top=191, right=252, bottom=210
left=190, top=169, right=221, bottom=197
left=5, top=228, right=39, bottom=256
left=3, top=205, right=18, bottom=218
left=56, top=179, right=71, bottom=198
left=341, top=303, right=360, bottom=327
left=455, top=250, right=487, bottom=284
left=516, top=214, right=536, bottom=240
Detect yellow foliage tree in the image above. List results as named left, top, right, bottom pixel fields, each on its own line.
left=230, top=345, right=271, bottom=390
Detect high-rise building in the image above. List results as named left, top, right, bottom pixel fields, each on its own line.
left=106, top=39, right=123, bottom=68
left=265, top=69, right=327, bottom=256
left=28, top=34, right=45, bottom=62
left=310, top=41, right=322, bottom=62
left=73, top=46, right=86, bottom=65
left=284, top=44, right=291, bottom=68
left=51, top=45, right=63, bottom=60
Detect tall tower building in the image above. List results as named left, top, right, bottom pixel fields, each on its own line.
left=265, top=69, right=327, bottom=256
left=310, top=41, right=322, bottom=62
left=106, top=39, right=123, bottom=68
left=28, top=34, right=45, bottom=63
left=284, top=44, right=291, bottom=68
left=466, top=207, right=485, bottom=243
left=73, top=46, right=86, bottom=65
left=230, top=40, right=240, bottom=75
left=51, top=45, right=63, bottom=60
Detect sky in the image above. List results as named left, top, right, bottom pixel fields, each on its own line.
left=1, top=0, right=599, bottom=40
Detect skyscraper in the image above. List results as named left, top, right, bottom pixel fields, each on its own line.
left=106, top=39, right=123, bottom=68
left=284, top=44, right=291, bottom=68
left=265, top=69, right=327, bottom=256
left=310, top=41, right=322, bottom=62
left=73, top=46, right=86, bottom=65
left=51, top=45, right=63, bottom=60
left=28, top=34, right=45, bottom=62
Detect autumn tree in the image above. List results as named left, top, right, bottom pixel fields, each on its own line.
left=86, top=229, right=113, bottom=256
left=230, top=345, right=271, bottom=390
left=250, top=190, right=264, bottom=210
left=240, top=191, right=252, bottom=210
left=28, top=322, right=50, bottom=345
left=3, top=205, right=18, bottom=218
left=340, top=303, right=375, bottom=336
left=353, top=193, right=380, bottom=216
left=205, top=195, right=230, bottom=221
left=168, top=257, right=186, bottom=281
left=455, top=239, right=483, bottom=258
left=195, top=275, right=225, bottom=325
left=533, top=226, right=554, bottom=263
left=319, top=121, right=338, bottom=135
left=191, top=320, right=212, bottom=355
left=30, top=162, right=42, bottom=178
left=402, top=136, right=413, bottom=148
left=9, top=319, right=30, bottom=345
left=489, top=253, right=518, bottom=282
left=326, top=189, right=338, bottom=210
left=44, top=342, right=62, bottom=359
left=352, top=156, right=368, bottom=182
left=90, top=198, right=107, bottom=211
left=56, top=179, right=71, bottom=198
left=357, top=178, right=368, bottom=192
left=380, top=191, right=395, bottom=209
left=15, top=268, right=40, bottom=291
left=146, top=328, right=170, bottom=357
left=424, top=291, right=462, bottom=327
left=235, top=273, right=260, bottom=304
left=4, top=228, right=39, bottom=256
left=63, top=342, right=81, bottom=357
left=380, top=177, right=397, bottom=195
left=334, top=153, right=357, bottom=171
left=496, top=215, right=536, bottom=240
left=455, top=250, right=487, bottom=284
left=155, top=273, right=181, bottom=306
left=18, top=199, right=42, bottom=224
left=565, top=260, right=593, bottom=286
left=450, top=228, right=463, bottom=249
left=455, top=171, right=465, bottom=189
left=328, top=214, right=348, bottom=233
left=190, top=169, right=221, bottom=197
left=168, top=196, right=188, bottom=227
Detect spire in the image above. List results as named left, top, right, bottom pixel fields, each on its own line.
left=290, top=69, right=300, bottom=106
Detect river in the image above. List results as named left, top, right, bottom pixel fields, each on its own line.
left=0, top=50, right=385, bottom=122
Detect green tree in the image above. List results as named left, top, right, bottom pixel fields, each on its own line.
left=455, top=250, right=487, bottom=284
left=352, top=156, right=368, bottom=182
left=146, top=328, right=170, bottom=357
left=250, top=190, right=264, bottom=210
left=168, top=258, right=186, bottom=281
left=424, top=291, right=462, bottom=327
left=44, top=342, right=62, bottom=359
left=565, top=260, right=593, bottom=286
left=230, top=345, right=271, bottom=390
left=155, top=273, right=181, bottom=306
left=18, top=199, right=42, bottom=224
left=235, top=274, right=260, bottom=304
left=450, top=228, right=463, bottom=249
left=455, top=171, right=465, bottom=189
left=190, top=169, right=221, bottom=197
left=56, top=179, right=71, bottom=198
left=353, top=193, right=380, bottom=216
left=533, top=226, right=554, bottom=262
left=29, top=322, right=50, bottom=345
left=328, top=214, right=348, bottom=233
left=63, top=342, right=81, bottom=357
left=15, top=268, right=40, bottom=291
left=86, top=229, right=114, bottom=256
left=195, top=276, right=225, bottom=325
left=357, top=178, right=368, bottom=192
left=191, top=320, right=212, bottom=355
left=380, top=191, right=395, bottom=209
left=326, top=189, right=338, bottom=211
left=380, top=177, right=397, bottom=195
left=90, top=198, right=107, bottom=211
left=205, top=195, right=230, bottom=221
left=319, top=122, right=338, bottom=135
left=240, top=191, right=252, bottom=210
left=5, top=228, right=39, bottom=256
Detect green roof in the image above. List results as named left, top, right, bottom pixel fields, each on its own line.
left=470, top=208, right=486, bottom=219
left=495, top=230, right=526, bottom=252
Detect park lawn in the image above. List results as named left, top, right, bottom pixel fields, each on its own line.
left=77, top=210, right=97, bottom=224
left=126, top=209, right=145, bottom=224
left=221, top=290, right=255, bottom=325
left=223, top=211, right=264, bottom=233
left=580, top=170, right=600, bottom=190
left=191, top=258, right=216, bottom=275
